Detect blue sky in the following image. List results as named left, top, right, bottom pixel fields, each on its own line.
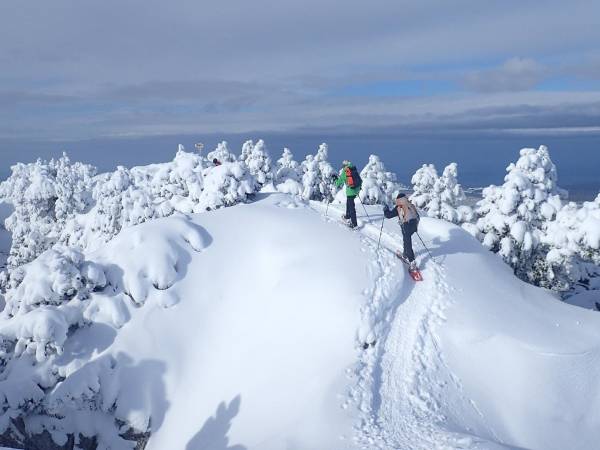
left=1, top=0, right=599, bottom=193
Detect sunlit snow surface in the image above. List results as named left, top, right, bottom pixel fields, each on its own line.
left=2, top=193, right=600, bottom=449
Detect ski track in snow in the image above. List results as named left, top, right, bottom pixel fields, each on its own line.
left=311, top=202, right=481, bottom=450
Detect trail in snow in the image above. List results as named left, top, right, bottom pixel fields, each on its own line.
left=311, top=201, right=496, bottom=450
left=311, top=199, right=600, bottom=450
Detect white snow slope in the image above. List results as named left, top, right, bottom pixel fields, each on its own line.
left=12, top=193, right=600, bottom=449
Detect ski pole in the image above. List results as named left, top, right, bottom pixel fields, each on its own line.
left=416, top=231, right=438, bottom=265
left=375, top=191, right=392, bottom=252
left=376, top=216, right=385, bottom=252
left=325, top=182, right=337, bottom=218
left=357, top=195, right=372, bottom=222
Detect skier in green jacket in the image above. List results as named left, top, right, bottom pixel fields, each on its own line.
left=332, top=160, right=361, bottom=228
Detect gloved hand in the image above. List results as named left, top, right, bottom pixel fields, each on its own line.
left=331, top=173, right=338, bottom=181
left=383, top=205, right=389, bottom=213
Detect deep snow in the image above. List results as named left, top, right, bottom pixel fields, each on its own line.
left=109, top=195, right=368, bottom=450
left=4, top=192, right=600, bottom=449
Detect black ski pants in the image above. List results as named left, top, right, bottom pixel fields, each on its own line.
left=401, top=218, right=418, bottom=262
left=346, top=195, right=357, bottom=227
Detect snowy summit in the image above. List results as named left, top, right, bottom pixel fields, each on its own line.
left=0, top=144, right=599, bottom=450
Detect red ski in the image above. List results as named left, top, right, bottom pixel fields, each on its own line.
left=395, top=250, right=423, bottom=281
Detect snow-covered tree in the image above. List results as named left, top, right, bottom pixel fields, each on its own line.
left=300, top=155, right=319, bottom=200
left=59, top=166, right=156, bottom=251
left=0, top=217, right=206, bottom=448
left=206, top=140, right=237, bottom=164
left=198, top=161, right=256, bottom=210
left=240, top=139, right=254, bottom=162
left=410, top=164, right=437, bottom=208
left=0, top=153, right=96, bottom=269
left=473, top=145, right=564, bottom=284
left=410, top=162, right=471, bottom=223
left=60, top=150, right=209, bottom=250
left=240, top=139, right=273, bottom=187
left=0, top=244, right=116, bottom=446
left=2, top=245, right=106, bottom=318
left=273, top=148, right=303, bottom=196
left=275, top=148, right=301, bottom=183
left=540, top=194, right=600, bottom=291
left=132, top=149, right=204, bottom=205
left=300, top=143, right=336, bottom=201
left=359, top=154, right=402, bottom=205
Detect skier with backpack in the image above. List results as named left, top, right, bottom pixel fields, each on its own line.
left=383, top=193, right=421, bottom=276
left=332, top=160, right=362, bottom=228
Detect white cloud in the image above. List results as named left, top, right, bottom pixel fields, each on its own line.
left=463, top=57, right=547, bottom=92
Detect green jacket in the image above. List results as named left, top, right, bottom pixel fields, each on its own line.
left=335, top=163, right=361, bottom=197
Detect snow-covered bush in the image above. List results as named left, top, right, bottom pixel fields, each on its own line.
left=540, top=194, right=600, bottom=291
left=198, top=161, right=256, bottom=210
left=240, top=139, right=273, bottom=187
left=206, top=141, right=237, bottom=164
left=131, top=149, right=204, bottom=205
left=300, top=143, right=336, bottom=201
left=2, top=246, right=105, bottom=317
left=359, top=154, right=402, bottom=205
left=60, top=150, right=228, bottom=251
left=1, top=246, right=106, bottom=362
left=0, top=154, right=96, bottom=269
left=473, top=145, right=564, bottom=284
left=60, top=166, right=157, bottom=251
left=410, top=162, right=471, bottom=223
left=94, top=167, right=152, bottom=234
left=276, top=179, right=303, bottom=196
left=0, top=217, right=208, bottom=448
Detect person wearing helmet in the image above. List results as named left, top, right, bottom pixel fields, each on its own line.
left=383, top=193, right=419, bottom=270
left=332, top=160, right=362, bottom=228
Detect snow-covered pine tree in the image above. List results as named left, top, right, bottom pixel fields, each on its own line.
left=359, top=154, right=401, bottom=205
left=275, top=148, right=301, bottom=183
left=60, top=166, right=156, bottom=251
left=300, top=154, right=319, bottom=200
left=274, top=148, right=303, bottom=196
left=540, top=193, right=600, bottom=292
left=315, top=143, right=336, bottom=200
left=198, top=161, right=256, bottom=210
left=207, top=141, right=237, bottom=164
left=410, top=163, right=438, bottom=209
left=473, top=145, right=563, bottom=284
left=240, top=139, right=273, bottom=188
left=60, top=150, right=206, bottom=250
left=133, top=149, right=205, bottom=205
left=0, top=153, right=96, bottom=269
left=240, top=139, right=254, bottom=162
left=300, top=143, right=336, bottom=201
left=410, top=162, right=471, bottom=223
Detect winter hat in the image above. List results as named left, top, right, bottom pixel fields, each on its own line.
left=397, top=193, right=406, bottom=199
left=342, top=160, right=351, bottom=167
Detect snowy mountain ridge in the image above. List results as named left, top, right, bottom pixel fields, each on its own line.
left=1, top=190, right=600, bottom=449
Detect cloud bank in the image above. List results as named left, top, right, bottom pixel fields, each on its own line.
left=1, top=0, right=600, bottom=141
